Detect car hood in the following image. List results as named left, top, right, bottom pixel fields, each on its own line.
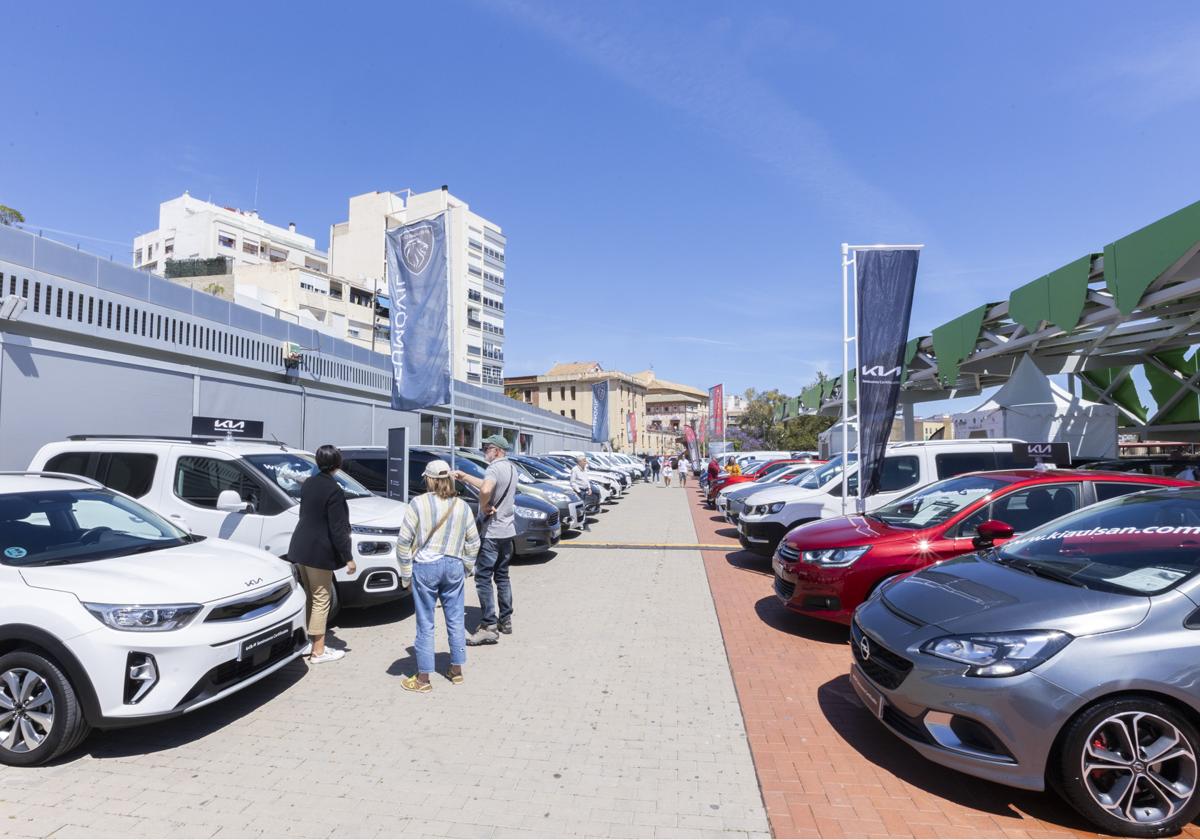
left=881, top=555, right=1150, bottom=636
left=784, top=515, right=906, bottom=547
left=742, top=484, right=822, bottom=506
left=725, top=481, right=779, bottom=501
left=20, top=540, right=294, bottom=605
left=347, top=495, right=409, bottom=527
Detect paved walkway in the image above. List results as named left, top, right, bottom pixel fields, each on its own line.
left=685, top=485, right=1200, bottom=839
left=0, top=482, right=769, bottom=839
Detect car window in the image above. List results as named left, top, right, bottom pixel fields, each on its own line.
left=1094, top=482, right=1158, bottom=502
left=935, top=451, right=996, bottom=479
left=174, top=456, right=267, bottom=510
left=955, top=483, right=1080, bottom=537
left=341, top=457, right=387, bottom=494
left=873, top=474, right=1007, bottom=529
left=245, top=453, right=374, bottom=501
left=44, top=452, right=159, bottom=499
left=879, top=456, right=921, bottom=492
left=997, top=490, right=1200, bottom=594
left=44, top=452, right=94, bottom=480
left=71, top=498, right=164, bottom=538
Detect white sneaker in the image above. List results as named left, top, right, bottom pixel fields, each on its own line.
left=309, top=649, right=346, bottom=664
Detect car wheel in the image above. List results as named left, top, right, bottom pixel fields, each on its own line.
left=1057, top=696, right=1200, bottom=838
left=0, top=651, right=90, bottom=767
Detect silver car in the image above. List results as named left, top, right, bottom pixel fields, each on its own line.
left=851, top=486, right=1200, bottom=837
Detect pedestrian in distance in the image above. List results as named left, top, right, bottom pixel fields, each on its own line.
left=288, top=444, right=356, bottom=665
left=663, top=455, right=673, bottom=487
left=569, top=456, right=593, bottom=532
left=395, top=459, right=479, bottom=693
left=455, top=434, right=519, bottom=645
left=678, top=455, right=690, bottom=486
left=650, top=455, right=661, bottom=484
left=707, top=456, right=720, bottom=484
left=725, top=458, right=742, bottom=476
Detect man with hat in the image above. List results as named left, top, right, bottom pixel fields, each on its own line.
left=455, top=434, right=518, bottom=645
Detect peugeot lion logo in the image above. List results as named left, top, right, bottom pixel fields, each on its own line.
left=859, top=635, right=871, bottom=662
left=400, top=225, right=434, bottom=274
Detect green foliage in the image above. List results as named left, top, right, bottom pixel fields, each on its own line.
left=0, top=205, right=24, bottom=226
left=203, top=283, right=226, bottom=297
left=738, top=387, right=835, bottom=451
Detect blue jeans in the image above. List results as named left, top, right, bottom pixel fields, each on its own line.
left=412, top=557, right=466, bottom=674
left=475, top=537, right=514, bottom=628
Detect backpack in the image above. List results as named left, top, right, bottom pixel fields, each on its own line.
left=670, top=458, right=679, bottom=469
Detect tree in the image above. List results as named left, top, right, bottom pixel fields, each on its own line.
left=736, top=387, right=835, bottom=452
left=0, top=205, right=24, bottom=226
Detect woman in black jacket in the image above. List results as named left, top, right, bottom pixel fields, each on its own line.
left=289, top=445, right=356, bottom=664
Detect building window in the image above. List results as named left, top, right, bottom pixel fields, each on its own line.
left=570, top=386, right=576, bottom=399
left=243, top=241, right=259, bottom=256
left=134, top=248, right=143, bottom=264
left=468, top=265, right=482, bottom=277
left=571, top=409, right=576, bottom=419
left=268, top=247, right=288, bottom=262
left=164, top=240, right=174, bottom=255
left=561, top=410, right=565, bottom=416
left=546, top=387, right=552, bottom=401
left=468, top=345, right=481, bottom=356
left=524, top=389, right=532, bottom=402
left=217, top=233, right=236, bottom=249
left=305, top=257, right=327, bottom=272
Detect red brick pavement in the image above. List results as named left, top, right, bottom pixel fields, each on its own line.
left=687, top=486, right=1200, bottom=839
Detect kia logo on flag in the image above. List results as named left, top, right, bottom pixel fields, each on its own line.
left=860, top=364, right=903, bottom=384
left=400, top=224, right=434, bottom=274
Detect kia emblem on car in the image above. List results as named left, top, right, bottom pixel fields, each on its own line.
left=245, top=578, right=262, bottom=588
left=859, top=635, right=871, bottom=661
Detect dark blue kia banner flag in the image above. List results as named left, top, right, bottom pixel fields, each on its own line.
left=855, top=248, right=920, bottom=508
left=385, top=215, right=451, bottom=411
left=591, top=380, right=610, bottom=443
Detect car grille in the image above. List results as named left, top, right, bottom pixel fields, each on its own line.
left=774, top=574, right=795, bottom=600
left=778, top=543, right=800, bottom=562
left=729, top=498, right=744, bottom=514
left=178, top=627, right=306, bottom=708
left=206, top=583, right=292, bottom=622
left=850, top=620, right=913, bottom=690
left=547, top=511, right=559, bottom=528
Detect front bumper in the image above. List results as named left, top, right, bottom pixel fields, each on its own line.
left=850, top=597, right=1079, bottom=791
left=772, top=554, right=853, bottom=624
left=737, top=518, right=786, bottom=553
left=515, top=520, right=562, bottom=555
left=68, top=585, right=309, bottom=726
left=338, top=535, right=409, bottom=606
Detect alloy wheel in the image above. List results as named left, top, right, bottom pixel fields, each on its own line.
left=1081, top=710, right=1198, bottom=825
left=0, top=668, right=55, bottom=754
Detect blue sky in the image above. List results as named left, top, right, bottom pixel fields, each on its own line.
left=4, top=1, right=1200, bottom=410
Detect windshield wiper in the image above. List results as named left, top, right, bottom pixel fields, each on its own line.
left=1002, top=557, right=1088, bottom=588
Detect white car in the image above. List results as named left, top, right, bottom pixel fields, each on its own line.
left=29, top=437, right=412, bottom=611
left=0, top=472, right=308, bottom=766
left=737, top=439, right=1024, bottom=556
left=718, top=463, right=816, bottom=523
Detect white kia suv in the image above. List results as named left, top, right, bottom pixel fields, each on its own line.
left=29, top=437, right=411, bottom=611
left=0, top=472, right=308, bottom=766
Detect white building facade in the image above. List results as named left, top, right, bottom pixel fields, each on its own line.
left=329, top=188, right=506, bottom=390
left=132, top=193, right=329, bottom=277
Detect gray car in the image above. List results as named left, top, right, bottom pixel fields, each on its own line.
left=851, top=486, right=1200, bottom=838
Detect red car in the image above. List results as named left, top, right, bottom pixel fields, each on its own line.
left=772, top=469, right=1194, bottom=625
left=706, top=459, right=819, bottom=507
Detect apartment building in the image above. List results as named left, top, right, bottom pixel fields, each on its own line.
left=132, top=193, right=329, bottom=277
left=505, top=363, right=707, bottom=454
left=329, top=188, right=507, bottom=390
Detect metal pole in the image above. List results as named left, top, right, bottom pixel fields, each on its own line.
left=841, top=243, right=850, bottom=514
left=443, top=193, right=455, bottom=472
left=852, top=251, right=865, bottom=516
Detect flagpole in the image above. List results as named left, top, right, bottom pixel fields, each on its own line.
left=443, top=188, right=455, bottom=473
left=841, top=243, right=850, bottom=515
left=852, top=252, right=864, bottom=516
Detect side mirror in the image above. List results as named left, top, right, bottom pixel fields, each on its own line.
left=973, top=519, right=1014, bottom=550
left=216, top=489, right=253, bottom=513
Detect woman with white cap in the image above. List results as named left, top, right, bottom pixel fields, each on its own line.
left=395, top=459, right=480, bottom=692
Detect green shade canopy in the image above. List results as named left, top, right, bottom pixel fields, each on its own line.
left=1105, top=199, right=1200, bottom=315
left=931, top=304, right=989, bottom=387
left=1008, top=255, right=1093, bottom=334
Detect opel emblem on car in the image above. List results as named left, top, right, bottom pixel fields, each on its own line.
left=859, top=635, right=871, bottom=662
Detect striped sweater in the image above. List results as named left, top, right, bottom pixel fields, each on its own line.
left=396, top=493, right=480, bottom=579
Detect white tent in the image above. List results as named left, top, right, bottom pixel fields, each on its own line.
left=952, top=355, right=1118, bottom=459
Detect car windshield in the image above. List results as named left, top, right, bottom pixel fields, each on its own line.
left=793, top=454, right=857, bottom=489
left=996, top=490, right=1200, bottom=595
left=244, top=453, right=374, bottom=500
left=533, top=459, right=569, bottom=478
left=872, top=475, right=1008, bottom=529
left=0, top=489, right=188, bottom=567
left=772, top=466, right=811, bottom=483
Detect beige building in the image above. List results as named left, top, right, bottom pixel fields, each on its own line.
left=505, top=363, right=708, bottom=454
left=329, top=188, right=507, bottom=389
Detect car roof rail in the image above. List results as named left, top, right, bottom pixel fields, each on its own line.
left=66, top=434, right=287, bottom=447
left=0, top=471, right=105, bottom=489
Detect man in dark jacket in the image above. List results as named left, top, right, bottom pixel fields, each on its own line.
left=289, top=445, right=356, bottom=664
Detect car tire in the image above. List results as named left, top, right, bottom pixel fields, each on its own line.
left=1057, top=696, right=1200, bottom=838
left=0, top=650, right=90, bottom=767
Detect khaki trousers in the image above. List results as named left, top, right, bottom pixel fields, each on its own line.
left=299, top=565, right=334, bottom=636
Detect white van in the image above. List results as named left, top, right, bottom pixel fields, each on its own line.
left=29, top=437, right=411, bottom=610
left=736, top=439, right=1024, bottom=556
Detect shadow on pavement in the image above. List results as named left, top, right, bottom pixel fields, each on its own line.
left=715, top=527, right=740, bottom=539
left=754, top=596, right=849, bottom=645
left=513, top=550, right=556, bottom=566
left=74, top=661, right=309, bottom=763
left=387, top=646, right=460, bottom=681
left=725, top=550, right=772, bottom=578
left=816, top=673, right=1091, bottom=829
left=335, top=597, right=414, bottom=629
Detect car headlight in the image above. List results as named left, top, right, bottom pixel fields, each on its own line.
left=351, top=525, right=399, bottom=536
left=767, top=502, right=785, bottom=514
left=802, top=546, right=870, bottom=567
left=545, top=491, right=570, bottom=504
left=84, top=602, right=202, bottom=632
left=516, top=505, right=548, bottom=521
left=921, top=630, right=1072, bottom=677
